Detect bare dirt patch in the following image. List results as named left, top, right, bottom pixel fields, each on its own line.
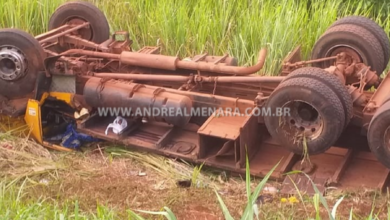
left=3, top=142, right=390, bottom=219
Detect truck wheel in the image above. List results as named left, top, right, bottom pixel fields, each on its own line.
left=282, top=67, right=353, bottom=128
left=0, top=28, right=45, bottom=99
left=311, top=24, right=385, bottom=76
left=48, top=1, right=110, bottom=44
left=264, top=77, right=345, bottom=155
left=367, top=101, right=390, bottom=169
left=329, top=16, right=390, bottom=65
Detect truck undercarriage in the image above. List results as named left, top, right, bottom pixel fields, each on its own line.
left=1, top=1, right=390, bottom=195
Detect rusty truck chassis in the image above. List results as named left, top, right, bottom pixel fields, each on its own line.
left=2, top=1, right=390, bottom=195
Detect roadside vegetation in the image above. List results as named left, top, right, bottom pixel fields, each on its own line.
left=1, top=0, right=390, bottom=219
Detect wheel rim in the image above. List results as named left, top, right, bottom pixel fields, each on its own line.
left=325, top=45, right=364, bottom=64
left=65, top=17, right=93, bottom=41
left=0, top=46, right=27, bottom=81
left=282, top=100, right=324, bottom=141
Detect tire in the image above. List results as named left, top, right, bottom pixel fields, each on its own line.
left=0, top=28, right=45, bottom=99
left=367, top=100, right=390, bottom=169
left=329, top=16, right=390, bottom=65
left=264, top=77, right=345, bottom=155
left=311, top=24, right=385, bottom=76
left=282, top=67, right=353, bottom=128
left=48, top=1, right=110, bottom=44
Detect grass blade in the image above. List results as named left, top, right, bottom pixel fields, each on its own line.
left=214, top=189, right=235, bottom=220
left=349, top=207, right=353, bottom=220
left=131, top=207, right=177, bottom=220
left=331, top=196, right=344, bottom=219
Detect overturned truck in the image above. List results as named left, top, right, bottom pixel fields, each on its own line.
left=1, top=1, right=390, bottom=194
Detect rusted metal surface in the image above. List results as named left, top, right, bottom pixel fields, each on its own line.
left=59, top=35, right=108, bottom=51
left=57, top=48, right=267, bottom=75
left=83, top=77, right=194, bottom=127
left=37, top=30, right=390, bottom=195
left=35, top=24, right=71, bottom=41
left=175, top=49, right=267, bottom=75
left=283, top=55, right=339, bottom=67
left=64, top=38, right=390, bottom=195
left=92, top=73, right=285, bottom=83
left=38, top=22, right=90, bottom=44
left=190, top=53, right=238, bottom=66
left=76, top=113, right=390, bottom=196
left=363, top=70, right=390, bottom=115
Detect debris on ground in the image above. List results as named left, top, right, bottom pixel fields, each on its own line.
left=177, top=179, right=192, bottom=188
left=46, top=124, right=100, bottom=149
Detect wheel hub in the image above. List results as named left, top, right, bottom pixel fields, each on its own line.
left=326, top=45, right=364, bottom=65
left=0, top=46, right=27, bottom=81
left=284, top=101, right=324, bottom=140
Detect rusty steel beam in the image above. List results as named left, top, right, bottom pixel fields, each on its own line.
left=83, top=76, right=255, bottom=111
left=284, top=55, right=338, bottom=67
left=92, top=73, right=285, bottom=83
left=60, top=48, right=267, bottom=75
left=61, top=35, right=109, bottom=51
left=93, top=73, right=189, bottom=82
left=38, top=22, right=90, bottom=44
left=60, top=49, right=119, bottom=59
left=175, top=49, right=267, bottom=75
left=35, top=24, right=71, bottom=41
left=198, top=75, right=283, bottom=83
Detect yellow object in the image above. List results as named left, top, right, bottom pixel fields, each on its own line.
left=43, top=141, right=74, bottom=152
left=39, top=92, right=74, bottom=107
left=280, top=196, right=299, bottom=204
left=24, top=99, right=43, bottom=144
left=288, top=196, right=299, bottom=203
left=23, top=92, right=75, bottom=152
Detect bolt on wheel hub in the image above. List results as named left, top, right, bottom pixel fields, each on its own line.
left=0, top=46, right=27, bottom=81
left=284, top=101, right=324, bottom=140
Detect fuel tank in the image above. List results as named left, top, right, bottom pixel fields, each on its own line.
left=83, top=77, right=193, bottom=127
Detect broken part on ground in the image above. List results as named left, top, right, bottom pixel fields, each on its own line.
left=1, top=1, right=390, bottom=196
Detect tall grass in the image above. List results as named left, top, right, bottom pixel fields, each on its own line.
left=0, top=0, right=390, bottom=74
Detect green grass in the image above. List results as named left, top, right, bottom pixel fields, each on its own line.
left=0, top=182, right=117, bottom=220
left=1, top=0, right=390, bottom=75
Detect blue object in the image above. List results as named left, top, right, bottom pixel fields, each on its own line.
left=59, top=124, right=100, bottom=149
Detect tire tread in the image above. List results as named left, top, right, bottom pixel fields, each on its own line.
left=282, top=67, right=353, bottom=128
left=330, top=15, right=390, bottom=64
left=264, top=76, right=345, bottom=154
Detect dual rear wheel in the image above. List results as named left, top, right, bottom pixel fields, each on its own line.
left=265, top=67, right=352, bottom=154
left=265, top=15, right=390, bottom=156
left=311, top=15, right=389, bottom=76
